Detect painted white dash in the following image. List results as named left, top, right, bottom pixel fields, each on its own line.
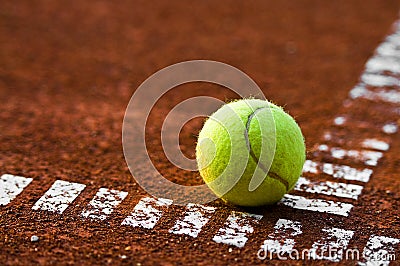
left=213, top=211, right=263, bottom=248
left=361, top=73, right=400, bottom=87
left=32, top=180, right=86, bottom=214
left=260, top=219, right=302, bottom=255
left=366, top=56, right=400, bottom=74
left=121, top=197, right=173, bottom=229
left=376, top=42, right=400, bottom=58
left=302, top=160, right=319, bottom=174
left=169, top=203, right=216, bottom=237
left=0, top=174, right=33, bottom=206
left=318, top=145, right=383, bottom=166
left=382, top=123, right=398, bottom=134
left=295, top=177, right=363, bottom=200
left=385, top=29, right=400, bottom=44
left=81, top=188, right=128, bottom=220
left=309, top=227, right=354, bottom=262
left=303, top=160, right=373, bottom=183
left=359, top=235, right=399, bottom=266
left=334, top=116, right=346, bottom=126
left=350, top=85, right=400, bottom=104
left=279, top=194, right=353, bottom=217
left=362, top=139, right=390, bottom=151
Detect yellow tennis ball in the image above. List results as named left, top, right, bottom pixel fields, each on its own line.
left=196, top=99, right=305, bottom=206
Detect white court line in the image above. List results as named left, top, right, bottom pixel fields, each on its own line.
left=361, top=139, right=390, bottom=151
left=318, top=145, right=383, bottom=166
left=260, top=219, right=302, bottom=255
left=169, top=203, right=216, bottom=237
left=326, top=118, right=399, bottom=137
left=294, top=177, right=363, bottom=200
left=81, top=188, right=128, bottom=220
left=359, top=235, right=400, bottom=266
left=309, top=227, right=354, bottom=262
left=334, top=116, right=347, bottom=126
left=376, top=42, right=400, bottom=58
left=121, top=197, right=173, bottom=229
left=323, top=131, right=391, bottom=152
left=360, top=73, right=400, bottom=87
left=32, top=180, right=86, bottom=214
left=350, top=85, right=400, bottom=104
left=382, top=123, right=398, bottom=134
left=0, top=174, right=33, bottom=206
left=365, top=56, right=400, bottom=74
left=303, top=160, right=373, bottom=183
left=279, top=194, right=353, bottom=217
left=213, top=211, right=263, bottom=248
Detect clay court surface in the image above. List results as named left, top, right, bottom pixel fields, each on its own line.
left=0, top=1, right=400, bottom=265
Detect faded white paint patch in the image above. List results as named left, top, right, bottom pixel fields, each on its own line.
left=81, top=188, right=128, bottom=220
left=376, top=42, right=400, bottom=58
left=279, top=194, right=353, bottom=217
left=295, top=177, right=363, bottom=200
left=260, top=219, right=302, bottom=255
left=360, top=74, right=400, bottom=87
left=169, top=203, right=216, bottom=237
left=349, top=86, right=400, bottom=104
left=309, top=227, right=354, bottom=262
left=213, top=211, right=263, bottom=248
left=382, top=123, right=398, bottom=134
left=334, top=116, right=346, bottom=126
left=359, top=235, right=399, bottom=266
left=121, top=197, right=173, bottom=229
left=385, top=30, right=400, bottom=44
left=366, top=56, right=400, bottom=74
left=32, top=180, right=86, bottom=214
left=0, top=174, right=33, bottom=206
left=362, top=139, right=390, bottom=151
left=318, top=145, right=383, bottom=166
left=318, top=144, right=329, bottom=151
left=302, top=160, right=318, bottom=174
left=322, top=163, right=372, bottom=183
left=303, top=160, right=373, bottom=183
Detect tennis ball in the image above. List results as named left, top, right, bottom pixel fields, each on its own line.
left=196, top=99, right=305, bottom=206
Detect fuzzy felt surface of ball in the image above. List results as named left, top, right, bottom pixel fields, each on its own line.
left=196, top=99, right=305, bottom=206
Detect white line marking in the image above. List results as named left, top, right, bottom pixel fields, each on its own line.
left=309, top=227, right=354, bottom=262
left=359, top=235, right=400, bottom=266
left=366, top=56, right=400, bottom=74
left=360, top=73, right=400, bottom=87
left=385, top=29, right=400, bottom=44
left=213, top=211, right=263, bottom=248
left=376, top=41, right=400, bottom=58
left=260, top=219, right=302, bottom=255
left=279, top=194, right=353, bottom=217
left=318, top=145, right=383, bottom=166
left=382, top=123, right=398, bottom=134
left=361, top=139, right=390, bottom=151
left=169, top=203, right=216, bottom=237
left=121, top=197, right=173, bottom=229
left=302, top=160, right=319, bottom=174
left=303, top=160, right=373, bottom=183
left=295, top=177, right=363, bottom=200
left=0, top=174, right=33, bottom=206
left=32, top=180, right=86, bottom=214
left=350, top=85, right=400, bottom=104
left=334, top=116, right=347, bottom=126
left=81, top=188, right=128, bottom=220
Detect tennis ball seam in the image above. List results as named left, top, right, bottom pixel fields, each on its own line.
left=244, top=106, right=290, bottom=191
